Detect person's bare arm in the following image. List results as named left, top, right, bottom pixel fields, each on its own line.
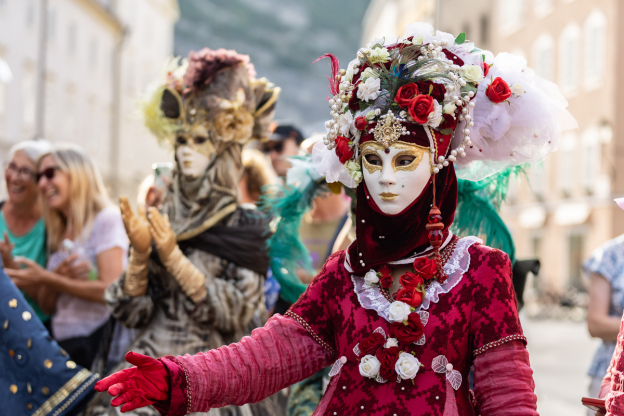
left=588, top=272, right=621, bottom=342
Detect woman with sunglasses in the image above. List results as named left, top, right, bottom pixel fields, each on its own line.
left=0, top=141, right=51, bottom=322
left=6, top=143, right=128, bottom=369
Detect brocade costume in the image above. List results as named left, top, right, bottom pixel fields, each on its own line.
left=85, top=48, right=283, bottom=416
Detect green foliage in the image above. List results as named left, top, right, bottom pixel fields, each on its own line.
left=454, top=33, right=466, bottom=44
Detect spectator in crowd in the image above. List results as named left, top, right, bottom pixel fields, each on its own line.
left=6, top=143, right=128, bottom=369
left=0, top=140, right=51, bottom=325
left=585, top=234, right=624, bottom=411
left=263, top=124, right=304, bottom=177
left=136, top=162, right=173, bottom=209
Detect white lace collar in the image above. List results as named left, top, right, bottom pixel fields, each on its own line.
left=350, top=236, right=482, bottom=321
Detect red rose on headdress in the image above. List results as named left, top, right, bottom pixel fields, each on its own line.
left=395, top=286, right=424, bottom=308
left=438, top=114, right=458, bottom=132
left=358, top=332, right=386, bottom=356
left=354, top=117, right=368, bottom=131
left=376, top=346, right=400, bottom=380
left=413, top=257, right=438, bottom=281
left=482, top=62, right=490, bottom=77
left=334, top=136, right=354, bottom=164
left=486, top=77, right=511, bottom=103
left=380, top=274, right=393, bottom=289
left=349, top=83, right=360, bottom=111
left=408, top=94, right=435, bottom=124
left=395, top=83, right=419, bottom=107
left=399, top=272, right=424, bottom=289
left=390, top=312, right=425, bottom=344
left=416, top=81, right=446, bottom=103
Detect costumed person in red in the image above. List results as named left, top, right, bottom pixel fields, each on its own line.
left=95, top=23, right=576, bottom=415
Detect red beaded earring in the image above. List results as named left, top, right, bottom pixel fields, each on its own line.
left=426, top=174, right=444, bottom=252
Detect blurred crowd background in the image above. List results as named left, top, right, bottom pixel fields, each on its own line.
left=0, top=0, right=622, bottom=415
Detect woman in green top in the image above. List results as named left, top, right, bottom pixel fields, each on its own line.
left=0, top=141, right=51, bottom=322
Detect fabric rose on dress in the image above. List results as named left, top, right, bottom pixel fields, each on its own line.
left=416, top=81, right=446, bottom=103
left=395, top=286, right=424, bottom=308
left=359, top=355, right=381, bottom=379
left=395, top=83, right=419, bottom=107
left=408, top=95, right=435, bottom=124
left=357, top=77, right=381, bottom=102
left=354, top=116, right=367, bottom=131
left=359, top=332, right=386, bottom=356
left=379, top=264, right=393, bottom=289
left=390, top=312, right=425, bottom=344
left=376, top=346, right=400, bottom=380
left=334, top=136, right=353, bottom=164
left=461, top=64, right=485, bottom=83
left=399, top=272, right=424, bottom=289
left=395, top=352, right=421, bottom=380
left=384, top=337, right=399, bottom=348
left=388, top=301, right=412, bottom=323
left=486, top=77, right=512, bottom=103
left=364, top=270, right=380, bottom=286
left=413, top=257, right=438, bottom=281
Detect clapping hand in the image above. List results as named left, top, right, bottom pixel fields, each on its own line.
left=120, top=196, right=152, bottom=254
left=0, top=231, right=15, bottom=268
left=95, top=352, right=170, bottom=413
left=6, top=256, right=47, bottom=289
left=147, top=208, right=177, bottom=263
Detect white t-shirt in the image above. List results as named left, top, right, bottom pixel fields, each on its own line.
left=49, top=206, right=128, bottom=341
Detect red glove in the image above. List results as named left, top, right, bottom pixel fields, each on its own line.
left=95, top=351, right=170, bottom=413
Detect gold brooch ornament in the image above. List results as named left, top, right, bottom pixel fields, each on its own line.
left=373, top=111, right=408, bottom=148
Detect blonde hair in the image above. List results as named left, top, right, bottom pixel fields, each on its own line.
left=39, top=143, right=112, bottom=251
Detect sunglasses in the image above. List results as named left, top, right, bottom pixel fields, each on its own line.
left=262, top=141, right=284, bottom=154
left=36, top=166, right=60, bottom=183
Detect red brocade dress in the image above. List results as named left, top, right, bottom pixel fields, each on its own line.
left=154, top=236, right=538, bottom=416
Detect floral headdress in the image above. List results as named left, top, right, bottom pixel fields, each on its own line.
left=313, top=22, right=576, bottom=188
left=141, top=48, right=281, bottom=148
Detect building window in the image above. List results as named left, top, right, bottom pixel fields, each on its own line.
left=498, top=0, right=525, bottom=33
left=67, top=22, right=77, bottom=55
left=534, top=0, right=553, bottom=18
left=558, top=24, right=581, bottom=95
left=480, top=15, right=490, bottom=45
left=532, top=34, right=554, bottom=81
left=581, top=125, right=600, bottom=193
left=558, top=132, right=577, bottom=196
left=584, top=11, right=606, bottom=89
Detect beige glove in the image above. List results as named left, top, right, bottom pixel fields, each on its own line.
left=120, top=196, right=152, bottom=297
left=147, top=207, right=207, bottom=303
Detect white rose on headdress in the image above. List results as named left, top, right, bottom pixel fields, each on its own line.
left=395, top=352, right=421, bottom=380
left=385, top=338, right=399, bottom=348
left=337, top=111, right=354, bottom=137
left=364, top=270, right=380, bottom=286
left=461, top=64, right=485, bottom=83
left=357, top=77, right=381, bottom=102
left=388, top=301, right=411, bottom=323
left=361, top=67, right=379, bottom=81
left=511, top=84, right=524, bottom=95
left=345, top=160, right=362, bottom=184
left=365, top=110, right=376, bottom=121
left=359, top=355, right=381, bottom=379
left=368, top=47, right=391, bottom=64
left=443, top=102, right=456, bottom=115
left=426, top=100, right=443, bottom=128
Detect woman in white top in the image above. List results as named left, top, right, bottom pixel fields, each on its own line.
left=7, top=143, right=128, bottom=369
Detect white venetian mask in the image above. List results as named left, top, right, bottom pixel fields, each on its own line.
left=175, top=126, right=216, bottom=179
left=361, top=141, right=432, bottom=215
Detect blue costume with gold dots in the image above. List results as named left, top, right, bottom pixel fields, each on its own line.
left=0, top=266, right=98, bottom=415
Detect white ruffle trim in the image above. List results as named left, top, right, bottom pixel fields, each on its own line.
left=351, top=236, right=482, bottom=320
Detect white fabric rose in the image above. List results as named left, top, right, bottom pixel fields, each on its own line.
left=384, top=338, right=399, bottom=348
left=359, top=355, right=381, bottom=379
left=388, top=301, right=411, bottom=323
left=345, top=58, right=360, bottom=83
left=364, top=270, right=380, bottom=286
left=461, top=65, right=485, bottom=83
left=369, top=47, right=390, bottom=64
left=443, top=102, right=456, bottom=115
left=361, top=67, right=378, bottom=80
left=395, top=352, right=421, bottom=380
left=426, top=100, right=443, bottom=128
left=337, top=111, right=355, bottom=137
left=511, top=84, right=524, bottom=95
left=357, top=77, right=381, bottom=102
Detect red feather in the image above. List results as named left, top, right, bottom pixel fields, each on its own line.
left=313, top=53, right=340, bottom=97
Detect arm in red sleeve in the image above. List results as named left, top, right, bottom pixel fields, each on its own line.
left=605, top=310, right=624, bottom=415
left=157, top=313, right=334, bottom=415
left=473, top=340, right=538, bottom=416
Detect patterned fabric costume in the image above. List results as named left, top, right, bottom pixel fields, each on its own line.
left=96, top=22, right=575, bottom=416
left=85, top=48, right=282, bottom=416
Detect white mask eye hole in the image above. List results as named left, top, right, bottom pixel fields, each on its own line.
left=395, top=155, right=416, bottom=167
left=364, top=154, right=382, bottom=166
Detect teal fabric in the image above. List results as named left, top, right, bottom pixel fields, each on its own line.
left=0, top=212, right=48, bottom=321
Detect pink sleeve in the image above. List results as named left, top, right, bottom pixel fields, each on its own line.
left=155, top=314, right=333, bottom=416
left=473, top=340, right=538, bottom=416
left=606, top=311, right=624, bottom=415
